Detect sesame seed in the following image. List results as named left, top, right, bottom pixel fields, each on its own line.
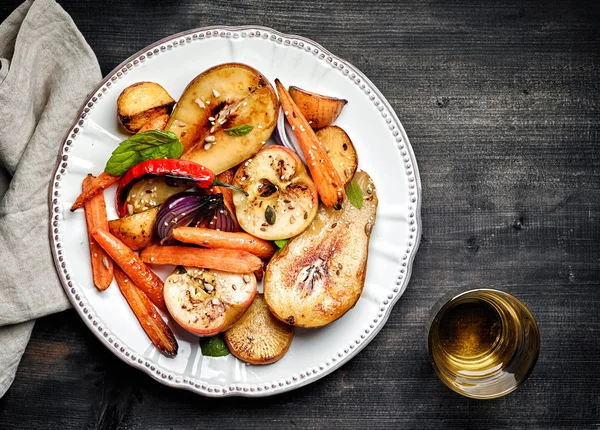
left=194, top=98, right=205, bottom=108
left=213, top=89, right=220, bottom=97
left=204, top=143, right=212, bottom=150
left=206, top=100, right=211, bottom=105
left=205, top=135, right=215, bottom=142
left=208, top=116, right=216, bottom=121
left=284, top=110, right=289, bottom=115
left=258, top=125, right=263, bottom=129
left=291, top=126, right=295, bottom=131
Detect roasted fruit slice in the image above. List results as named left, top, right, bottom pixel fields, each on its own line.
left=164, top=266, right=257, bottom=336
left=224, top=294, right=294, bottom=365
left=288, top=85, right=347, bottom=129
left=108, top=207, right=159, bottom=251
left=232, top=146, right=318, bottom=240
left=315, top=126, right=358, bottom=186
left=165, top=63, right=279, bottom=175
left=124, top=176, right=192, bottom=215
left=117, top=82, right=175, bottom=133
left=264, top=171, right=378, bottom=328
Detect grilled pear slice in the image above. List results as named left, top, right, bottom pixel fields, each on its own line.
left=224, top=294, right=294, bottom=364
left=164, top=266, right=257, bottom=336
left=166, top=63, right=279, bottom=174
left=264, top=171, right=378, bottom=328
left=232, top=146, right=319, bottom=240
left=315, top=125, right=358, bottom=186
left=288, top=86, right=347, bottom=130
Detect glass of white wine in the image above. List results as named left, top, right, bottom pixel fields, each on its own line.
left=427, top=288, right=540, bottom=399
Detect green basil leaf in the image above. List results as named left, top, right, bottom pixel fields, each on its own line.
left=345, top=180, right=363, bottom=209
left=200, top=335, right=230, bottom=357
left=104, top=130, right=183, bottom=176
left=274, top=239, right=289, bottom=250
left=224, top=124, right=254, bottom=137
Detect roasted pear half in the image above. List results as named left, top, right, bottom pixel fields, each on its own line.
left=166, top=63, right=279, bottom=175
left=264, top=171, right=378, bottom=328
left=164, top=266, right=257, bottom=336
left=224, top=294, right=294, bottom=365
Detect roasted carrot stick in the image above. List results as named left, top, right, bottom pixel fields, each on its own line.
left=71, top=172, right=120, bottom=211
left=83, top=175, right=114, bottom=290
left=92, top=229, right=167, bottom=312
left=211, top=168, right=240, bottom=231
left=114, top=267, right=178, bottom=357
left=172, top=227, right=276, bottom=259
left=140, top=245, right=262, bottom=273
left=71, top=114, right=169, bottom=212
left=138, top=113, right=170, bottom=133
left=275, top=79, right=345, bottom=208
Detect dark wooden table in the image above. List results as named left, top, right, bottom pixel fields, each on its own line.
left=1, top=0, right=599, bottom=428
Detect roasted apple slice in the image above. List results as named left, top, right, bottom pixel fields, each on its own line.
left=315, top=126, right=358, bottom=186
left=108, top=207, right=159, bottom=251
left=264, top=171, right=378, bottom=328
left=165, top=63, right=279, bottom=175
left=117, top=82, right=175, bottom=133
left=288, top=86, right=347, bottom=129
left=224, top=294, right=294, bottom=365
left=164, top=266, right=257, bottom=336
left=232, top=146, right=318, bottom=240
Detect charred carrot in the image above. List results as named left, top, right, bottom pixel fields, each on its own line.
left=114, top=267, right=178, bottom=357
left=138, top=113, right=170, bottom=133
left=83, top=175, right=114, bottom=291
left=92, top=229, right=167, bottom=312
left=140, top=245, right=262, bottom=274
left=172, top=227, right=276, bottom=259
left=71, top=172, right=120, bottom=211
left=275, top=79, right=345, bottom=208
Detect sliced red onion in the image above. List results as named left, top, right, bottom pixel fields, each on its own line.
left=191, top=194, right=235, bottom=232
left=274, top=107, right=307, bottom=165
left=155, top=192, right=216, bottom=241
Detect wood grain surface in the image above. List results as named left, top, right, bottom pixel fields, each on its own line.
left=1, top=0, right=599, bottom=428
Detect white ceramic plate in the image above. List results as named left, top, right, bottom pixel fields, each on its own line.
left=49, top=26, right=421, bottom=397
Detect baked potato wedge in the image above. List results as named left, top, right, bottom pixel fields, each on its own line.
left=166, top=63, right=279, bottom=174
left=117, top=82, right=175, bottom=133
left=315, top=125, right=358, bottom=186
left=224, top=294, right=294, bottom=365
left=289, top=86, right=347, bottom=130
left=108, top=207, right=159, bottom=250
left=264, top=171, right=377, bottom=328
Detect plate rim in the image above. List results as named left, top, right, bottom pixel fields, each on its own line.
left=48, top=25, right=422, bottom=397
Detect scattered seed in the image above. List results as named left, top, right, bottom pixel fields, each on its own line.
left=204, top=143, right=213, bottom=150
left=208, top=116, right=216, bottom=121
left=194, top=98, right=205, bottom=108
left=265, top=205, right=276, bottom=225
left=205, top=135, right=216, bottom=142
left=212, top=89, right=221, bottom=97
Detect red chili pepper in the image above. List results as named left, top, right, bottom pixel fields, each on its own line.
left=115, top=159, right=245, bottom=217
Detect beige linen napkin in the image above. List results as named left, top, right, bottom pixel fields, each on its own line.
left=0, top=0, right=101, bottom=397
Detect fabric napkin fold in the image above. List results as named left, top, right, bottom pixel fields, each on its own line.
left=0, top=0, right=101, bottom=397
